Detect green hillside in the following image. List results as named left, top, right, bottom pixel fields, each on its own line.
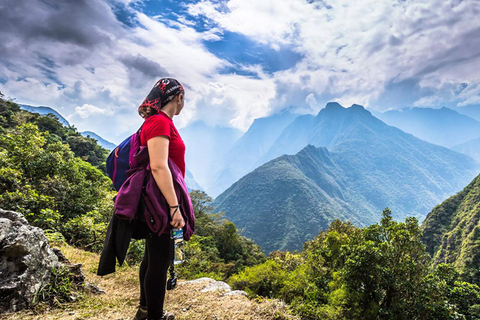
left=214, top=146, right=368, bottom=253
left=422, top=173, right=480, bottom=283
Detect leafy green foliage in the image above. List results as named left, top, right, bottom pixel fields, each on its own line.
left=177, top=191, right=266, bottom=280
left=35, top=266, right=82, bottom=306
left=0, top=98, right=264, bottom=280
left=230, top=209, right=480, bottom=320
left=0, top=98, right=115, bottom=251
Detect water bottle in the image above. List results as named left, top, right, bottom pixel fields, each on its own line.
left=170, top=228, right=185, bottom=265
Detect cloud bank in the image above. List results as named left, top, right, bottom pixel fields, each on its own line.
left=0, top=0, right=479, bottom=142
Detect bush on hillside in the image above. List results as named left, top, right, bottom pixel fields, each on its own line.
left=230, top=209, right=480, bottom=320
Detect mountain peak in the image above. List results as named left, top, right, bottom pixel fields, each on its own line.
left=349, top=104, right=372, bottom=116
left=350, top=104, right=365, bottom=111
left=325, top=102, right=344, bottom=110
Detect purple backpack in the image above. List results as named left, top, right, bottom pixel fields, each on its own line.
left=106, top=127, right=142, bottom=191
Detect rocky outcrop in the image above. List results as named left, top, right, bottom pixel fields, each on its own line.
left=179, top=277, right=248, bottom=297
left=0, top=209, right=72, bottom=313
left=0, top=209, right=60, bottom=312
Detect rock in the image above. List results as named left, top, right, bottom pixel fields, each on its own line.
left=180, top=277, right=239, bottom=295
left=67, top=263, right=86, bottom=286
left=0, top=209, right=60, bottom=313
left=0, top=209, right=89, bottom=313
left=179, top=277, right=215, bottom=286
left=225, top=290, right=248, bottom=297
left=52, top=247, right=69, bottom=263
left=201, top=280, right=232, bottom=293
left=84, top=283, right=105, bottom=295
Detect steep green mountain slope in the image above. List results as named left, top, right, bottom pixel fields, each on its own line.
left=422, top=174, right=480, bottom=283
left=215, top=146, right=366, bottom=253
left=214, top=104, right=480, bottom=252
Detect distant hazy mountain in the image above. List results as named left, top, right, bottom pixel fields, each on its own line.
left=207, top=111, right=298, bottom=197
left=19, top=104, right=70, bottom=126
left=373, top=107, right=480, bottom=148
left=451, top=137, right=480, bottom=163
left=214, top=103, right=479, bottom=253
left=20, top=104, right=118, bottom=151
left=185, top=168, right=204, bottom=192
left=259, top=113, right=316, bottom=163
left=179, top=122, right=243, bottom=195
left=454, top=105, right=480, bottom=122
left=80, top=131, right=116, bottom=151
left=422, top=173, right=480, bottom=283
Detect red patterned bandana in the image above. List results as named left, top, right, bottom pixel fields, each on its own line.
left=139, top=78, right=184, bottom=113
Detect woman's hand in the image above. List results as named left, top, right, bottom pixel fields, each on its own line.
left=170, top=207, right=185, bottom=229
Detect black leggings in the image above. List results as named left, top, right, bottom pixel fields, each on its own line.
left=136, top=223, right=173, bottom=320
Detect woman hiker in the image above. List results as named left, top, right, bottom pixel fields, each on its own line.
left=97, top=78, right=195, bottom=320
left=134, top=78, right=188, bottom=320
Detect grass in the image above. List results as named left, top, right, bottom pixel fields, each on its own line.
left=0, top=244, right=298, bottom=320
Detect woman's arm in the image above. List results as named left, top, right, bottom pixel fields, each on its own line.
left=147, top=135, right=185, bottom=229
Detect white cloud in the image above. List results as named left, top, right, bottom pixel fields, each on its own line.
left=180, top=73, right=276, bottom=130
left=71, top=104, right=114, bottom=119
left=190, top=0, right=480, bottom=111
left=188, top=0, right=309, bottom=47
left=0, top=0, right=230, bottom=142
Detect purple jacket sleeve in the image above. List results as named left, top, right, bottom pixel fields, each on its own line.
left=114, top=145, right=195, bottom=239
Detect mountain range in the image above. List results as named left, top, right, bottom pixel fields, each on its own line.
left=452, top=137, right=480, bottom=162
left=214, top=103, right=480, bottom=253
left=454, top=104, right=480, bottom=122
left=373, top=107, right=480, bottom=148
left=80, top=131, right=116, bottom=151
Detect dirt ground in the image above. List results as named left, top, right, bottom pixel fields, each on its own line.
left=0, top=245, right=298, bottom=320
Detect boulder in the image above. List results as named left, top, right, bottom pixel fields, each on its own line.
left=0, top=209, right=60, bottom=313
left=201, top=280, right=232, bottom=293
left=179, top=277, right=247, bottom=296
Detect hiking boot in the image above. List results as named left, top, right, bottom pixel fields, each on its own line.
left=160, top=310, right=175, bottom=320
left=133, top=305, right=147, bottom=320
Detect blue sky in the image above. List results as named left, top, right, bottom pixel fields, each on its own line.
left=0, top=0, right=479, bottom=143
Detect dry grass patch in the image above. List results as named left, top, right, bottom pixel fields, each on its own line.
left=0, top=245, right=298, bottom=320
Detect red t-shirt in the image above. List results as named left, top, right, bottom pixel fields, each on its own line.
left=140, top=112, right=186, bottom=177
